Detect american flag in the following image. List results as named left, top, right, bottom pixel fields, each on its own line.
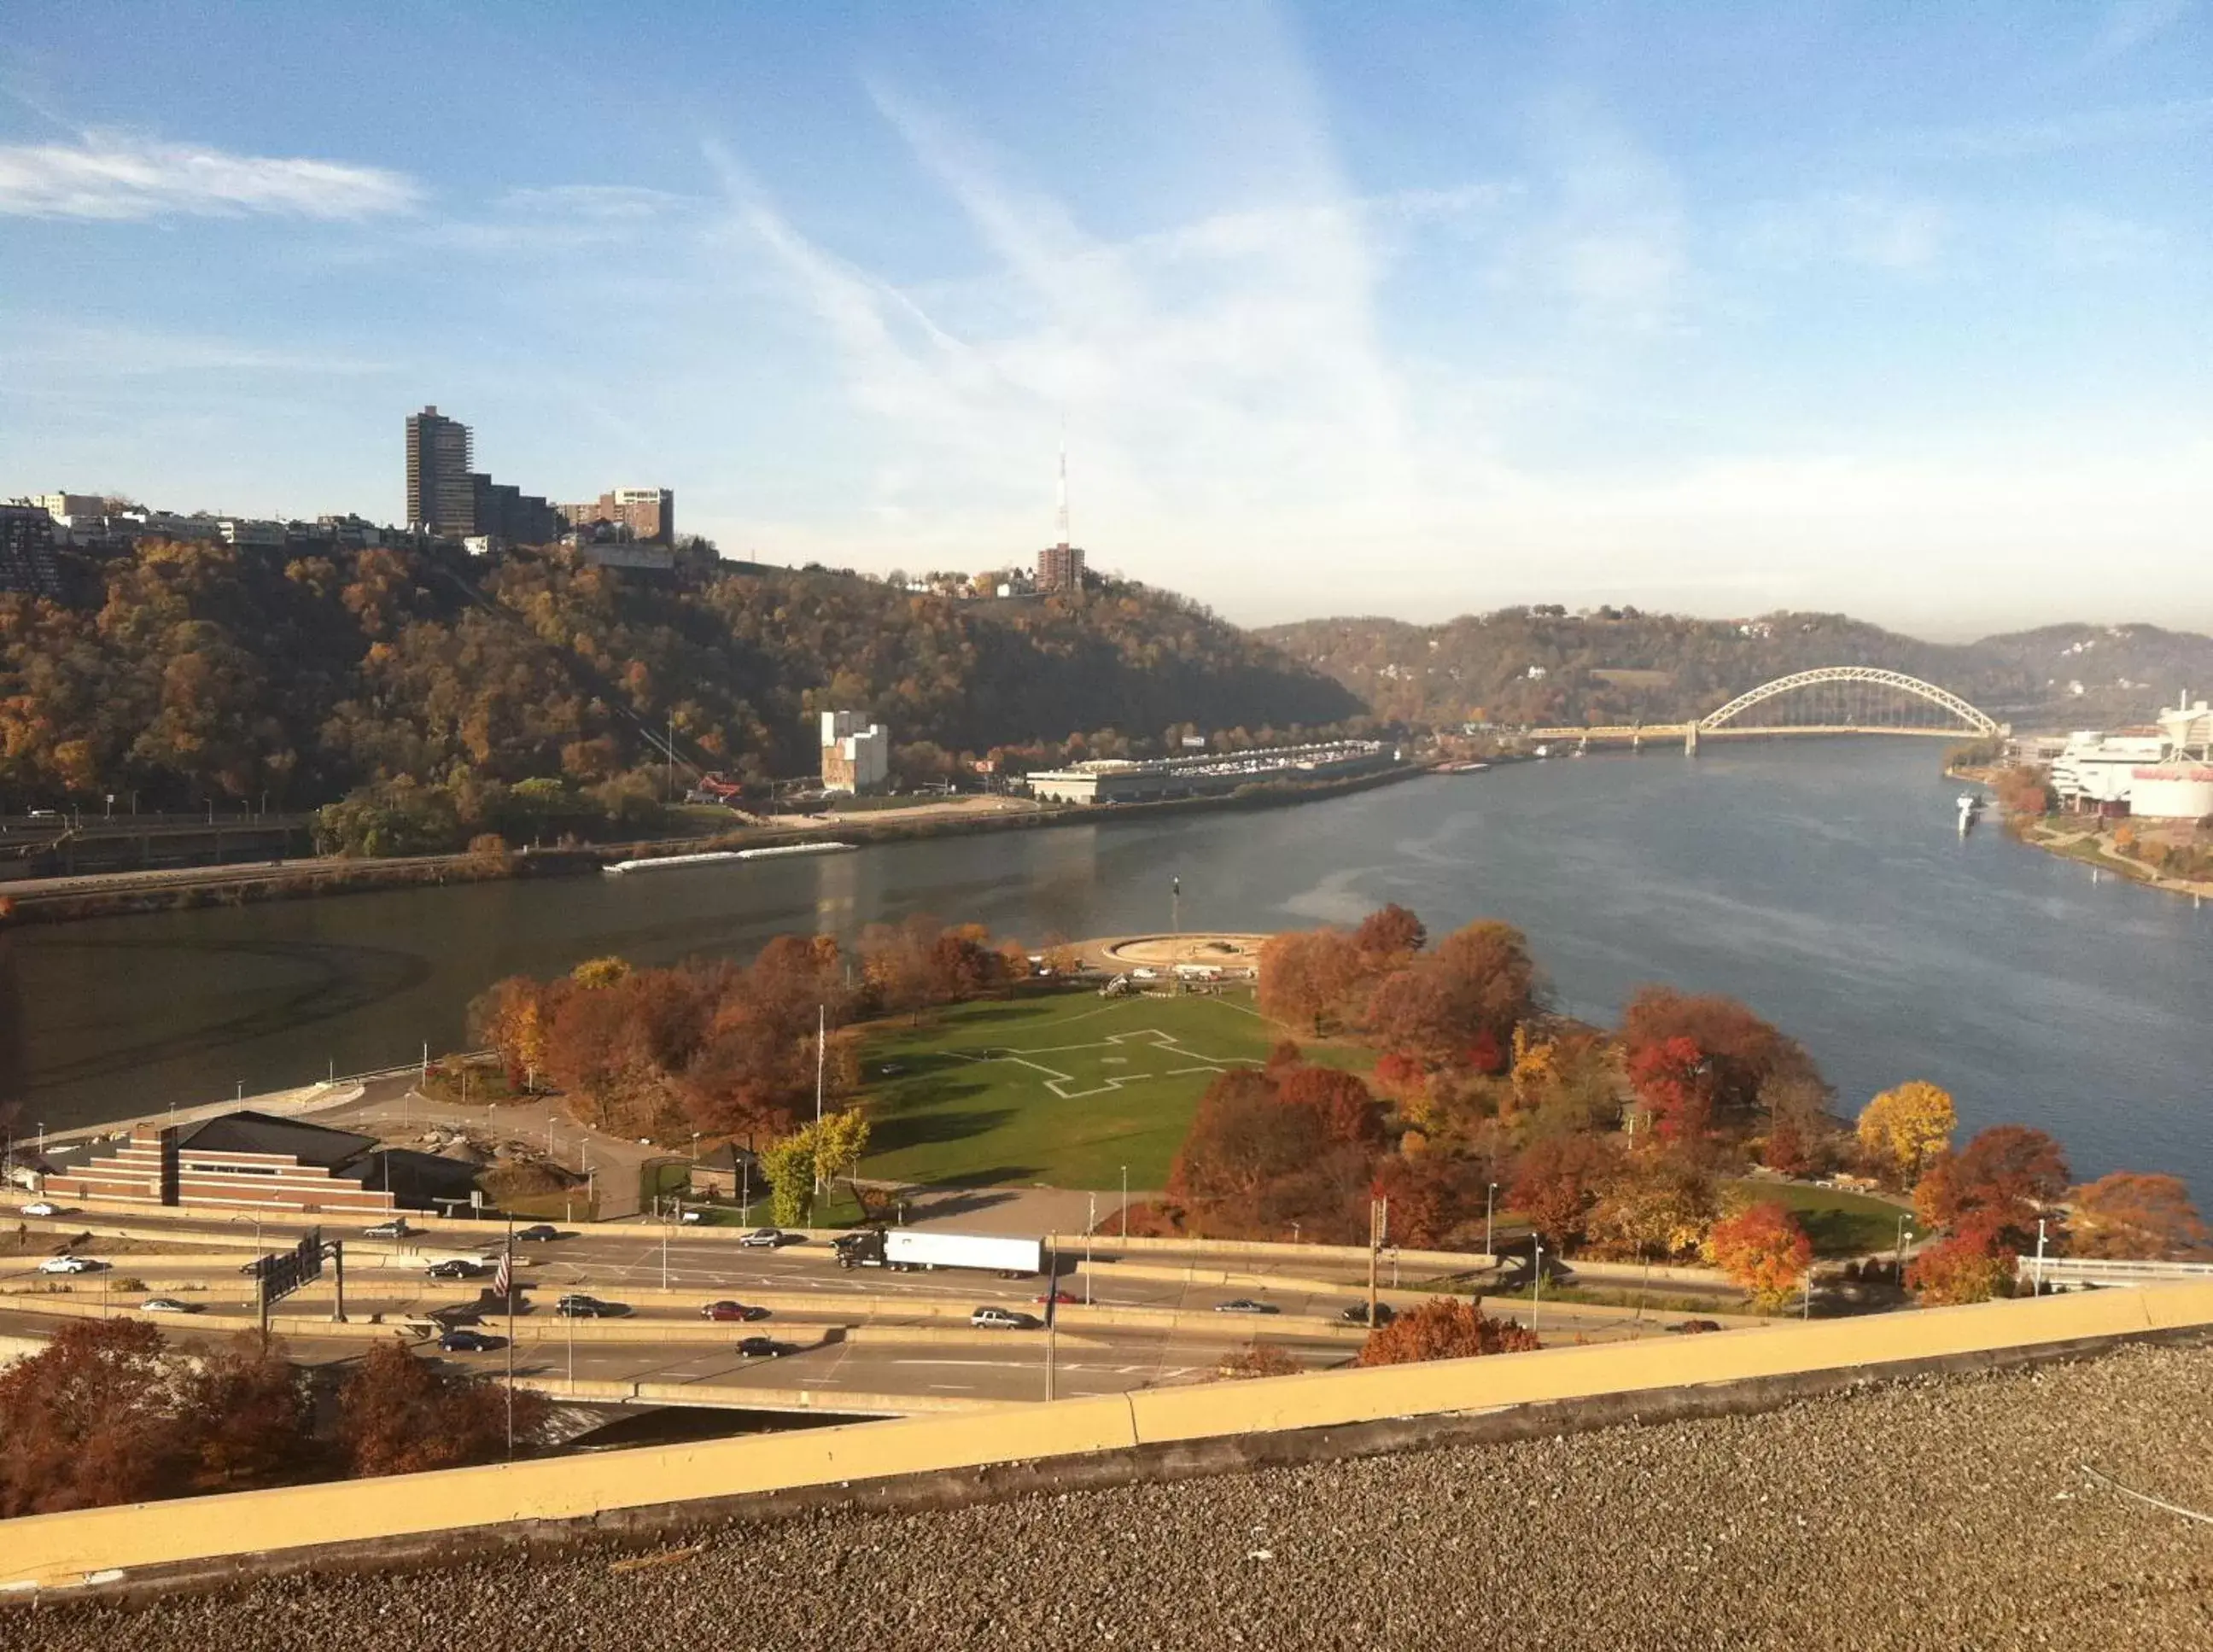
left=493, top=1246, right=512, bottom=1299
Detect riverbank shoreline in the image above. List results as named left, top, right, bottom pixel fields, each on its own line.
left=0, top=762, right=1433, bottom=927
left=1947, top=767, right=2213, bottom=904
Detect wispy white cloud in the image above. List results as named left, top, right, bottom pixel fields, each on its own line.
left=1491, top=103, right=1685, bottom=332
left=0, top=130, right=422, bottom=220
left=1744, top=190, right=1947, bottom=271
left=496, top=184, right=693, bottom=221
left=0, top=318, right=398, bottom=377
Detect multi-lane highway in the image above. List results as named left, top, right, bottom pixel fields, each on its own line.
left=0, top=1207, right=1729, bottom=1414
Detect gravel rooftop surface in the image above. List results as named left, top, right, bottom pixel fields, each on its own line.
left=8, top=1340, right=2212, bottom=1651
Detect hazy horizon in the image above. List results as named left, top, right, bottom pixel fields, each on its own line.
left=3, top=3, right=2208, bottom=636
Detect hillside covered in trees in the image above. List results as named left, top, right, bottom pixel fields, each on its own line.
left=1258, top=610, right=2213, bottom=731
left=0, top=538, right=1362, bottom=816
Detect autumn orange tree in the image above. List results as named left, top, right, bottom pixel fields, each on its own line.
left=1356, top=1299, right=1540, bottom=1366
left=1906, top=1230, right=2015, bottom=1305
left=2065, top=1172, right=2209, bottom=1259
left=1707, top=1200, right=1813, bottom=1311
left=1507, top=1133, right=1622, bottom=1249
left=1913, top=1124, right=2070, bottom=1246
left=336, top=1340, right=546, bottom=1477
left=1257, top=927, right=1368, bottom=1035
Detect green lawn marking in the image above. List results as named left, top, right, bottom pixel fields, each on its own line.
left=857, top=989, right=1370, bottom=1192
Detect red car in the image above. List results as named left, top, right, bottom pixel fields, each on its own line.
left=701, top=1300, right=767, bottom=1322
left=1034, top=1290, right=1079, bottom=1305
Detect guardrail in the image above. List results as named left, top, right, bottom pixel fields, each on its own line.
left=2017, top=1256, right=2213, bottom=1283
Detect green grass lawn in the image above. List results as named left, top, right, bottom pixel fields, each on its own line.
left=858, top=989, right=1369, bottom=1192
left=1731, top=1179, right=1915, bottom=1257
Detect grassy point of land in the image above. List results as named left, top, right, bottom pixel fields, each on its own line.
left=1731, top=1178, right=1915, bottom=1257
left=858, top=988, right=1370, bottom=1192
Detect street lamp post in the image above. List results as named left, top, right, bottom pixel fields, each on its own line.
left=1486, top=1182, right=1498, bottom=1263
left=1084, top=1193, right=1095, bottom=1305
left=1532, top=1240, right=1544, bottom=1334
left=2033, top=1217, right=2047, bottom=1296
left=1119, top=1165, right=1129, bottom=1240
left=1894, top=1213, right=1913, bottom=1279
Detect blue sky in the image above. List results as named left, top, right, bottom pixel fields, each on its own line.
left=2, top=2, right=2207, bottom=635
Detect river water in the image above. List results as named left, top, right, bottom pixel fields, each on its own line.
left=3, top=740, right=2205, bottom=1197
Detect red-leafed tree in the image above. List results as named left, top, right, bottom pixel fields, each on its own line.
left=1619, top=987, right=1825, bottom=1132
left=1626, top=1036, right=1716, bottom=1145
left=336, top=1340, right=546, bottom=1478
left=1353, top=902, right=1428, bottom=962
left=1508, top=1134, right=1622, bottom=1248
left=1274, top=1065, right=1383, bottom=1146
left=0, top=1319, right=189, bottom=1516
left=1364, top=919, right=1538, bottom=1065
left=1914, top=1125, right=2071, bottom=1246
left=1906, top=1227, right=2017, bottom=1305
left=1356, top=1298, right=1540, bottom=1366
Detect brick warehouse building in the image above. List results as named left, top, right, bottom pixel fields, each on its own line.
left=49, top=1112, right=412, bottom=1216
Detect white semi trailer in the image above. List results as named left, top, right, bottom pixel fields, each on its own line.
left=835, top=1228, right=1043, bottom=1275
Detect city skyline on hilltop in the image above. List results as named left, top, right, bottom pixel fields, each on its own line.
left=1, top=3, right=2208, bottom=637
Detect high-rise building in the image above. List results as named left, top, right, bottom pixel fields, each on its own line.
left=1036, top=439, right=1085, bottom=593
left=0, top=505, right=67, bottom=599
left=558, top=487, right=674, bottom=544
left=405, top=406, right=476, bottom=534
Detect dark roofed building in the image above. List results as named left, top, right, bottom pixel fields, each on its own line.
left=49, top=1110, right=409, bottom=1215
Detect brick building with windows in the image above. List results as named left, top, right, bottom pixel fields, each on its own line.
left=48, top=1112, right=412, bottom=1216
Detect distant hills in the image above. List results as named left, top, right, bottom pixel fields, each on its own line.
left=0, top=537, right=1361, bottom=813
left=5, top=536, right=2204, bottom=818
left=1255, top=610, right=2213, bottom=732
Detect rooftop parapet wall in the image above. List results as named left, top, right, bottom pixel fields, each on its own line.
left=3, top=1282, right=2210, bottom=1597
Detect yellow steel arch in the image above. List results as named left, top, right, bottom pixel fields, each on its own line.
left=1700, top=667, right=2000, bottom=734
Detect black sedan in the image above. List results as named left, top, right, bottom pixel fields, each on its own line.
left=736, top=1336, right=793, bottom=1359
left=554, top=1294, right=627, bottom=1319
left=440, top=1328, right=505, bottom=1353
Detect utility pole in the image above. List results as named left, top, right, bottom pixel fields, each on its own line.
left=1044, top=1237, right=1058, bottom=1402
left=330, top=1240, right=346, bottom=1323
left=813, top=1005, right=826, bottom=1198
left=503, top=1217, right=517, bottom=1458
left=666, top=710, right=674, bottom=802
left=1367, top=1197, right=1381, bottom=1328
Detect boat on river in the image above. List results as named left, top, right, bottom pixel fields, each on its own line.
left=603, top=842, right=855, bottom=875
left=1957, top=793, right=1983, bottom=832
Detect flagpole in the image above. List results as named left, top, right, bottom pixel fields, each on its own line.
left=503, top=1215, right=516, bottom=1457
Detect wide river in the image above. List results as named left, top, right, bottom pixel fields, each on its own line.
left=2, top=739, right=2205, bottom=1197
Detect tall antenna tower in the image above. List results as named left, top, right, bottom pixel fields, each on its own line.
left=1054, top=422, right=1070, bottom=548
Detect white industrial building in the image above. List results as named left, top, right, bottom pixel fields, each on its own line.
left=2048, top=696, right=2213, bottom=820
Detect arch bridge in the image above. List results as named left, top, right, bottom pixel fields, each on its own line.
left=1525, top=666, right=2005, bottom=753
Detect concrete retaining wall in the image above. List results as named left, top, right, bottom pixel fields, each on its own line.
left=4, top=1282, right=2210, bottom=1597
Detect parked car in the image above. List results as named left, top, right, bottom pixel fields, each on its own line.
left=1214, top=1298, right=1277, bottom=1315
left=1034, top=1290, right=1079, bottom=1305
left=739, top=1227, right=795, bottom=1248
left=362, top=1218, right=412, bottom=1239
left=971, top=1305, right=1031, bottom=1329
left=1340, top=1302, right=1397, bottom=1326
left=677, top=1208, right=706, bottom=1224
left=1669, top=1319, right=1724, bottom=1335
left=554, top=1294, right=625, bottom=1319
left=736, top=1336, right=792, bottom=1359
left=38, top=1255, right=101, bottom=1275
left=516, top=1224, right=562, bottom=1243
left=140, top=1298, right=197, bottom=1314
left=425, top=1259, right=485, bottom=1280
left=440, top=1328, right=505, bottom=1353
left=701, top=1300, right=768, bottom=1322
left=19, top=1200, right=61, bottom=1217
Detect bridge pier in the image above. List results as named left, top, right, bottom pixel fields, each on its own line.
left=1685, top=722, right=1700, bottom=756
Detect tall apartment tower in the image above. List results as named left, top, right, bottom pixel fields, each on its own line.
left=1036, top=438, right=1086, bottom=593
left=405, top=406, right=476, bottom=534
